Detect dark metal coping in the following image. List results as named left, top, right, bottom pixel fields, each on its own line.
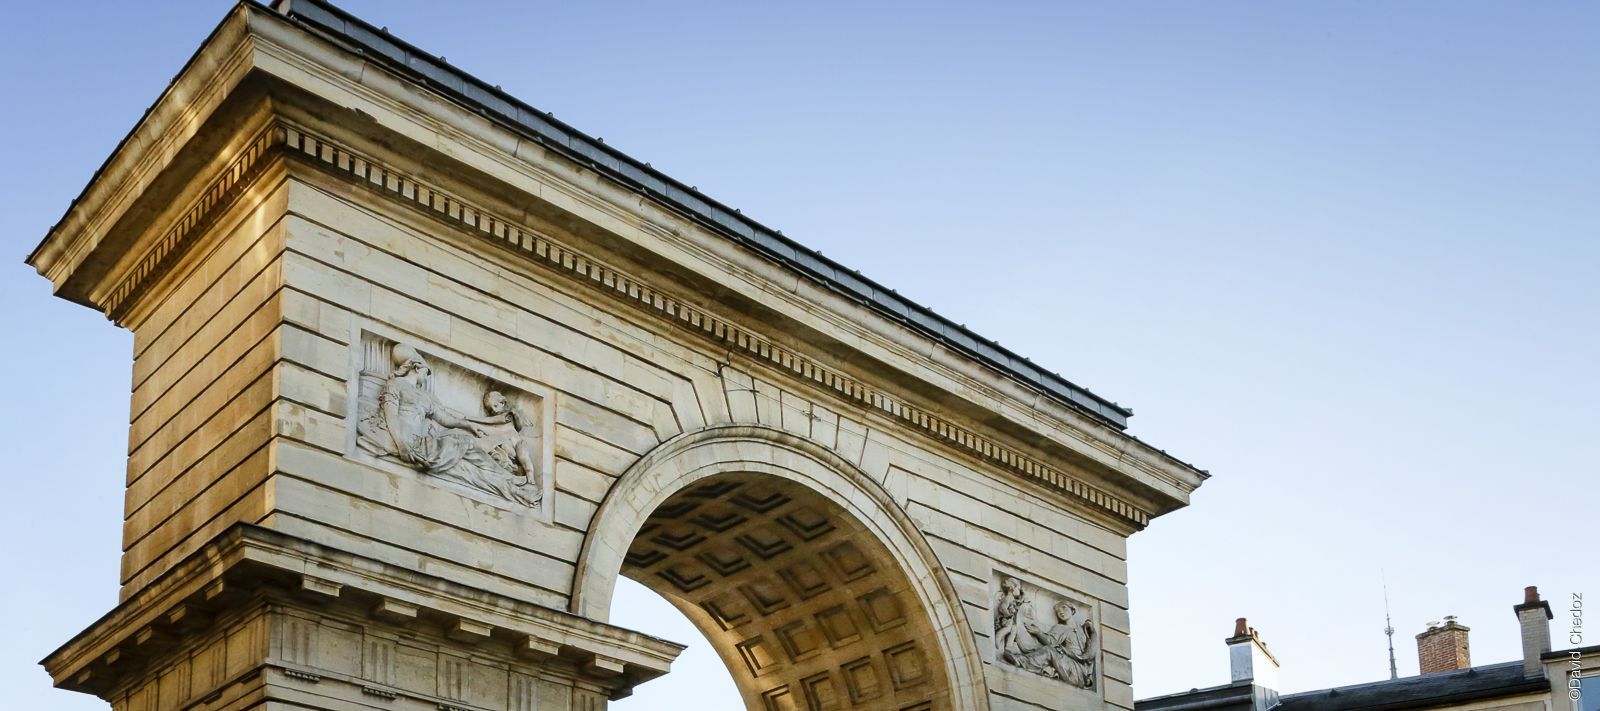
left=269, top=0, right=1134, bottom=430
left=1137, top=680, right=1254, bottom=711
left=1138, top=661, right=1548, bottom=711
left=1542, top=643, right=1599, bottom=660
left=1278, top=661, right=1548, bottom=711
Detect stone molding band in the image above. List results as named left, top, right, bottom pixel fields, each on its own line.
left=107, top=121, right=1154, bottom=528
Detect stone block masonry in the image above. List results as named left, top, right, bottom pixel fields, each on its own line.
left=28, top=2, right=1208, bottom=708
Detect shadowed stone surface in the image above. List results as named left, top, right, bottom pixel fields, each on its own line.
left=626, top=474, right=948, bottom=710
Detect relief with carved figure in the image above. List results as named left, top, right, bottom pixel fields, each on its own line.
left=991, top=573, right=1099, bottom=691
left=354, top=333, right=548, bottom=511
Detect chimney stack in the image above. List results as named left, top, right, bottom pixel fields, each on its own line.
left=1227, top=618, right=1280, bottom=711
left=1416, top=617, right=1471, bottom=674
left=1513, top=586, right=1553, bottom=678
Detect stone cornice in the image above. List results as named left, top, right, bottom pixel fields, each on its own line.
left=42, top=524, right=681, bottom=698
left=102, top=122, right=285, bottom=322
left=247, top=4, right=1207, bottom=511
left=27, top=4, right=257, bottom=299
left=273, top=0, right=1134, bottom=432
left=278, top=124, right=1162, bottom=528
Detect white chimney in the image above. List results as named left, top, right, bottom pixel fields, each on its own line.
left=1227, top=618, right=1280, bottom=711
left=1513, top=586, right=1552, bottom=678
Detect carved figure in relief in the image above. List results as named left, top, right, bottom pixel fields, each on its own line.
left=469, top=390, right=542, bottom=493
left=357, top=343, right=541, bottom=508
left=1012, top=600, right=1096, bottom=689
left=995, top=574, right=1096, bottom=690
left=993, top=575, right=1034, bottom=657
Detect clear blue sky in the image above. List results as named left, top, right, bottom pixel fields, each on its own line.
left=2, top=1, right=1595, bottom=708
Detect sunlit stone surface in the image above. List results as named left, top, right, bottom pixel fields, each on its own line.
left=27, top=2, right=1206, bottom=709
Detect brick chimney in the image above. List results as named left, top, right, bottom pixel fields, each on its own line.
left=1416, top=616, right=1471, bottom=673
left=1227, top=618, right=1280, bottom=711
left=1513, top=586, right=1553, bottom=678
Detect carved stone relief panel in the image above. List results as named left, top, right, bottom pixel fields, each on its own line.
left=990, top=572, right=1099, bottom=691
left=351, top=331, right=554, bottom=518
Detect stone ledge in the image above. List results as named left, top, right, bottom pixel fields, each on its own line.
left=41, top=522, right=683, bottom=698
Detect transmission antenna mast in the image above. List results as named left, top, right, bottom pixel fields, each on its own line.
left=1384, top=576, right=1399, bottom=680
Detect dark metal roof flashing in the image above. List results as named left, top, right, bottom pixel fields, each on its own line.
left=1138, top=661, right=1548, bottom=711
left=269, top=0, right=1135, bottom=430
left=1276, top=661, right=1547, bottom=711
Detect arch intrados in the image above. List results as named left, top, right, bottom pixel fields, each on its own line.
left=573, top=426, right=987, bottom=711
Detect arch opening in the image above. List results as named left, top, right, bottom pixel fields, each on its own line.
left=575, top=426, right=986, bottom=711
left=620, top=472, right=949, bottom=710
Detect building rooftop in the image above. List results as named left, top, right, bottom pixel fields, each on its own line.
left=1138, top=661, right=1548, bottom=711
left=1278, top=661, right=1546, bottom=711
left=1138, top=680, right=1255, bottom=711
left=268, top=0, right=1138, bottom=430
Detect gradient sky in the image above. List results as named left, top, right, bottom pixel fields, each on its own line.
left=2, top=1, right=1595, bottom=708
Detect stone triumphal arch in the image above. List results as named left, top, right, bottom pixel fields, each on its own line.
left=30, top=2, right=1206, bottom=710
